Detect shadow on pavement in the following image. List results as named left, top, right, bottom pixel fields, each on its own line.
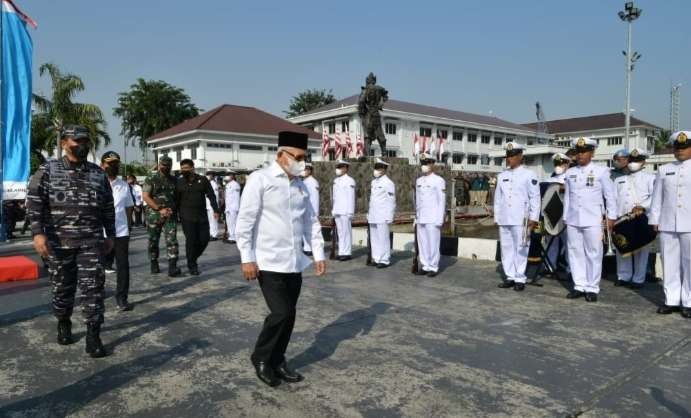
left=650, top=386, right=691, bottom=418
left=291, top=302, right=393, bottom=369
left=0, top=339, right=211, bottom=417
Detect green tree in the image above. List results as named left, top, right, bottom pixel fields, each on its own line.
left=284, top=88, right=336, bottom=118
left=32, top=63, right=110, bottom=158
left=113, top=79, right=200, bottom=161
left=654, top=129, right=672, bottom=153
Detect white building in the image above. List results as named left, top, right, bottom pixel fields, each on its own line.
left=146, top=104, right=322, bottom=172
left=289, top=95, right=553, bottom=175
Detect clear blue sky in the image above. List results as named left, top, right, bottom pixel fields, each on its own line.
left=23, top=0, right=691, bottom=160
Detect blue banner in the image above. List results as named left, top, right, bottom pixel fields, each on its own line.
left=1, top=0, right=33, bottom=201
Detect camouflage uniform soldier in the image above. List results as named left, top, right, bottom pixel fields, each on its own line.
left=142, top=156, right=181, bottom=277
left=27, top=125, right=115, bottom=358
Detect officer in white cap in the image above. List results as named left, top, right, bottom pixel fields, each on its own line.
left=611, top=149, right=630, bottom=181
left=301, top=163, right=320, bottom=256
left=331, top=160, right=355, bottom=260
left=494, top=142, right=540, bottom=291
left=649, top=131, right=691, bottom=318
left=367, top=158, right=396, bottom=268
left=563, top=137, right=617, bottom=302
left=415, top=154, right=446, bottom=277
left=613, top=147, right=655, bottom=288
left=546, top=153, right=571, bottom=273
left=223, top=171, right=241, bottom=244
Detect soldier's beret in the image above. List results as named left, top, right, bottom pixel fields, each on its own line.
left=278, top=131, right=308, bottom=150
left=60, top=125, right=90, bottom=140
left=100, top=151, right=121, bottom=163
left=159, top=156, right=173, bottom=165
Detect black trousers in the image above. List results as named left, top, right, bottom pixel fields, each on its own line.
left=251, top=271, right=302, bottom=367
left=181, top=219, right=210, bottom=269
left=134, top=205, right=143, bottom=226
left=105, top=236, right=131, bottom=304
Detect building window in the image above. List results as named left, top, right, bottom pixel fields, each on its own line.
left=467, top=133, right=477, bottom=143
left=341, top=121, right=350, bottom=132
left=267, top=146, right=278, bottom=152
left=481, top=134, right=490, bottom=144
left=190, top=145, right=197, bottom=160
left=437, top=129, right=448, bottom=139
left=506, top=137, right=515, bottom=143
left=419, top=127, right=432, bottom=137
left=453, top=131, right=463, bottom=141
left=467, top=155, right=478, bottom=165
left=386, top=149, right=397, bottom=157
left=385, top=123, right=397, bottom=135
left=494, top=136, right=503, bottom=146
left=480, top=154, right=490, bottom=165
left=452, top=153, right=464, bottom=164
left=240, top=144, right=263, bottom=151
left=176, top=148, right=182, bottom=161
left=607, top=137, right=623, bottom=146
left=494, top=157, right=503, bottom=166
left=328, top=123, right=336, bottom=134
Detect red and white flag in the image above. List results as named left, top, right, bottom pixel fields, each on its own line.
left=321, top=129, right=330, bottom=158
left=345, top=131, right=353, bottom=157
left=413, top=134, right=420, bottom=156
left=428, top=136, right=436, bottom=157
left=334, top=132, right=343, bottom=157
left=437, top=135, right=445, bottom=160
left=356, top=134, right=365, bottom=157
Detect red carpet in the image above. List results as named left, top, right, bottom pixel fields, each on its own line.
left=0, top=256, right=39, bottom=282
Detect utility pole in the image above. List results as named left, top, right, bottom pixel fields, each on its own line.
left=619, top=1, right=642, bottom=150
left=670, top=83, right=682, bottom=133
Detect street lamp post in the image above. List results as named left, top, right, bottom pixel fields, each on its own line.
left=619, top=1, right=642, bottom=150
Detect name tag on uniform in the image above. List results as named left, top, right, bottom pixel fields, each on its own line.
left=666, top=172, right=676, bottom=176
left=502, top=179, right=510, bottom=182
left=569, top=175, right=577, bottom=179
left=618, top=180, right=625, bottom=184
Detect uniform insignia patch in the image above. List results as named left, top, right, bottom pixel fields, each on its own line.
left=506, top=143, right=514, bottom=151
left=666, top=172, right=676, bottom=176
left=503, top=179, right=510, bottom=182
left=679, top=132, right=688, bottom=144
left=577, top=138, right=586, bottom=147
left=631, top=149, right=639, bottom=157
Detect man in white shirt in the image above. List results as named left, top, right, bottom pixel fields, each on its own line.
left=223, top=172, right=241, bottom=244
left=101, top=152, right=134, bottom=312
left=127, top=175, right=144, bottom=227
left=367, top=158, right=396, bottom=268
left=237, top=131, right=326, bottom=387
left=301, top=163, right=320, bottom=256
left=563, top=137, right=617, bottom=302
left=613, top=148, right=655, bottom=289
left=649, top=131, right=691, bottom=318
left=494, top=142, right=540, bottom=291
left=331, top=160, right=356, bottom=260
left=206, top=173, right=220, bottom=240
left=415, top=154, right=446, bottom=277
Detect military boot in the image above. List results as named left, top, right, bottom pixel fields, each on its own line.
left=168, top=259, right=182, bottom=277
left=57, top=319, right=74, bottom=345
left=150, top=260, right=160, bottom=274
left=85, top=323, right=107, bottom=358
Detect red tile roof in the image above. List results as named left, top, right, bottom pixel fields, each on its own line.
left=148, top=104, right=321, bottom=141
left=522, top=113, right=660, bottom=134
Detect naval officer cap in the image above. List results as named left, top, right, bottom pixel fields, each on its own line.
left=628, top=147, right=649, bottom=161
left=670, top=131, right=691, bottom=149
left=419, top=153, right=436, bottom=165
left=100, top=150, right=121, bottom=163
left=504, top=141, right=525, bottom=157
left=613, top=148, right=630, bottom=159
left=374, top=158, right=389, bottom=169
left=278, top=131, right=308, bottom=150
left=571, top=137, right=598, bottom=151
left=335, top=159, right=350, bottom=168
left=552, top=152, right=571, bottom=164
left=60, top=124, right=90, bottom=140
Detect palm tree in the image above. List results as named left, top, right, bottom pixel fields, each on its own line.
left=32, top=63, right=110, bottom=159
left=654, top=129, right=672, bottom=154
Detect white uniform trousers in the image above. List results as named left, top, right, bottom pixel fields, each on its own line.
left=335, top=215, right=352, bottom=256
left=616, top=248, right=649, bottom=284
left=370, top=223, right=391, bottom=265
left=417, top=224, right=441, bottom=273
left=659, top=232, right=691, bottom=308
left=546, top=230, right=569, bottom=273
left=207, top=208, right=219, bottom=238
left=566, top=225, right=603, bottom=294
left=225, top=210, right=238, bottom=241
left=499, top=225, right=528, bottom=283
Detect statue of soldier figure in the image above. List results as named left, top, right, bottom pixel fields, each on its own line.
left=358, top=72, right=389, bottom=157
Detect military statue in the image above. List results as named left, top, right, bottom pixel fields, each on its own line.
left=358, top=72, right=389, bottom=157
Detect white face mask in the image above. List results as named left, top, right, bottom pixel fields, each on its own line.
left=286, top=159, right=305, bottom=177
left=627, top=162, right=643, bottom=172
left=224, top=177, right=231, bottom=183
left=335, top=168, right=344, bottom=176
left=421, top=165, right=431, bottom=174
left=554, top=166, right=565, bottom=175
left=373, top=169, right=383, bottom=178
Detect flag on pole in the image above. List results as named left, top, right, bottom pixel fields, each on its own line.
left=321, top=125, right=330, bottom=158
left=334, top=132, right=342, bottom=157
left=345, top=131, right=353, bottom=157
left=2, top=0, right=36, bottom=201
left=356, top=133, right=364, bottom=157
left=437, top=134, right=445, bottom=160
left=428, top=136, right=436, bottom=157
left=413, top=133, right=420, bottom=156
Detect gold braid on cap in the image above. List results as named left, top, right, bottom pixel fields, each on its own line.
left=678, top=132, right=688, bottom=144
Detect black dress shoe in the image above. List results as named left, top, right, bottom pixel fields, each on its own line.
left=415, top=269, right=429, bottom=276
left=376, top=263, right=389, bottom=269
left=566, top=290, right=585, bottom=299
left=303, top=251, right=313, bottom=257
left=682, top=308, right=691, bottom=318
left=426, top=271, right=438, bottom=277
left=498, top=280, right=516, bottom=289
left=630, top=283, right=644, bottom=290
left=338, top=255, right=352, bottom=261
left=254, top=362, right=281, bottom=387
left=657, top=305, right=680, bottom=314
left=189, top=266, right=200, bottom=276
left=614, top=280, right=629, bottom=287
left=117, top=302, right=134, bottom=312
left=274, top=362, right=304, bottom=383
left=209, top=237, right=219, bottom=242
left=514, top=283, right=526, bottom=292
left=585, top=292, right=598, bottom=302
left=57, top=319, right=74, bottom=345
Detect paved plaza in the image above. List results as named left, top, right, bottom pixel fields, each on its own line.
left=0, top=229, right=690, bottom=418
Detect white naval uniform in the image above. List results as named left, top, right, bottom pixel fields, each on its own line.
left=649, top=159, right=691, bottom=308
left=614, top=170, right=655, bottom=284
left=493, top=165, right=540, bottom=284
left=224, top=180, right=241, bottom=241
left=563, top=162, right=617, bottom=294
left=332, top=174, right=356, bottom=256
left=415, top=173, right=446, bottom=273
left=302, top=175, right=320, bottom=252
left=367, top=174, right=396, bottom=265
left=546, top=173, right=569, bottom=272
left=206, top=179, right=220, bottom=238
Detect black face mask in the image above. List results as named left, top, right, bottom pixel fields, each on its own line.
left=105, top=165, right=119, bottom=177
left=70, top=142, right=90, bottom=159
left=160, top=166, right=172, bottom=175
left=182, top=170, right=193, bottom=179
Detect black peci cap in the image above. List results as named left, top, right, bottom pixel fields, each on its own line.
left=278, top=131, right=308, bottom=150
